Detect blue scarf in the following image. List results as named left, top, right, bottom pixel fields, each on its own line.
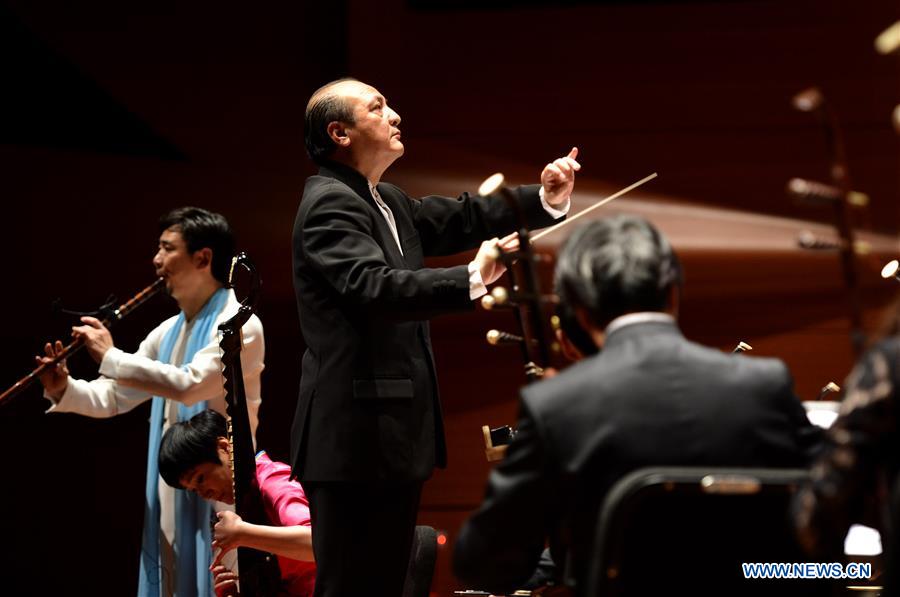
left=138, top=287, right=230, bottom=597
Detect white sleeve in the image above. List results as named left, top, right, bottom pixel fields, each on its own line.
left=45, top=320, right=168, bottom=418
left=101, top=336, right=224, bottom=406
left=538, top=185, right=570, bottom=219
left=45, top=306, right=265, bottom=437
left=467, top=260, right=488, bottom=300
left=237, top=314, right=265, bottom=439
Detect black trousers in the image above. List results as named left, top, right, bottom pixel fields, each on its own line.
left=305, top=480, right=423, bottom=597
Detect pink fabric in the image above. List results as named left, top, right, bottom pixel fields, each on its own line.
left=256, top=452, right=316, bottom=597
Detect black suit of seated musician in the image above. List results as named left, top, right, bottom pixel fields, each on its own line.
left=454, top=215, right=823, bottom=595
left=291, top=78, right=579, bottom=597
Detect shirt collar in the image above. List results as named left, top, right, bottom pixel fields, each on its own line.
left=317, top=159, right=373, bottom=203
left=604, top=312, right=675, bottom=337
left=368, top=182, right=385, bottom=205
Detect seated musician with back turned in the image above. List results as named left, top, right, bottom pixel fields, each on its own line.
left=160, top=409, right=316, bottom=597
left=453, top=215, right=822, bottom=595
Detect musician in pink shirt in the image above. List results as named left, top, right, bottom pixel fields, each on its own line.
left=159, top=409, right=316, bottom=596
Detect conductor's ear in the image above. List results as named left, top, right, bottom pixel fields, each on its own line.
left=327, top=121, right=351, bottom=148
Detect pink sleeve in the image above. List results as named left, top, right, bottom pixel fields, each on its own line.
left=257, top=461, right=312, bottom=528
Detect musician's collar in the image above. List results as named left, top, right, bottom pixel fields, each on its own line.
left=604, top=312, right=675, bottom=337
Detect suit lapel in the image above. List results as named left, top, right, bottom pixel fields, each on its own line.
left=318, top=162, right=407, bottom=266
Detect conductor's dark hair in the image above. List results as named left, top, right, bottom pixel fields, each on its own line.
left=304, top=77, right=358, bottom=165
left=159, top=409, right=227, bottom=489
left=555, top=215, right=683, bottom=330
left=159, top=207, right=234, bottom=284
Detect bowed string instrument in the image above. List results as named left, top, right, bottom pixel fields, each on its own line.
left=479, top=171, right=658, bottom=383
left=477, top=172, right=657, bottom=460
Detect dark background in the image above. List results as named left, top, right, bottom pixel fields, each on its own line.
left=0, top=0, right=897, bottom=594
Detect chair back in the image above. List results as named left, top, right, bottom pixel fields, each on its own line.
left=586, top=467, right=831, bottom=597
left=403, top=525, right=438, bottom=597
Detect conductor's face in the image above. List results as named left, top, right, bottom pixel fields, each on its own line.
left=331, top=80, right=403, bottom=167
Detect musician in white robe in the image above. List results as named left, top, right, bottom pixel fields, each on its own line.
left=37, top=206, right=264, bottom=597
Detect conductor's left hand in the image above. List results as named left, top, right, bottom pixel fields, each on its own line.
left=541, top=147, right=581, bottom=207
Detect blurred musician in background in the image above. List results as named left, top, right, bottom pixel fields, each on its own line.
left=35, top=207, right=265, bottom=597
left=160, top=409, right=316, bottom=597
left=454, top=215, right=822, bottom=595
left=292, top=77, right=578, bottom=597
left=795, top=297, right=900, bottom=593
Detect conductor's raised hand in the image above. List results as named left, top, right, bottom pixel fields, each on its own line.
left=35, top=340, right=69, bottom=398
left=541, top=147, right=581, bottom=207
left=71, top=316, right=114, bottom=364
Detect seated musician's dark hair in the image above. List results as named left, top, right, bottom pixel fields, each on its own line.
left=555, top=215, right=683, bottom=330
left=159, top=409, right=227, bottom=489
left=304, top=77, right=358, bottom=165
left=159, top=207, right=235, bottom=284
left=555, top=300, right=599, bottom=357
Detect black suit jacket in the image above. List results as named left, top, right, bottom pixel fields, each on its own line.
left=290, top=161, right=558, bottom=482
left=454, top=318, right=822, bottom=594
